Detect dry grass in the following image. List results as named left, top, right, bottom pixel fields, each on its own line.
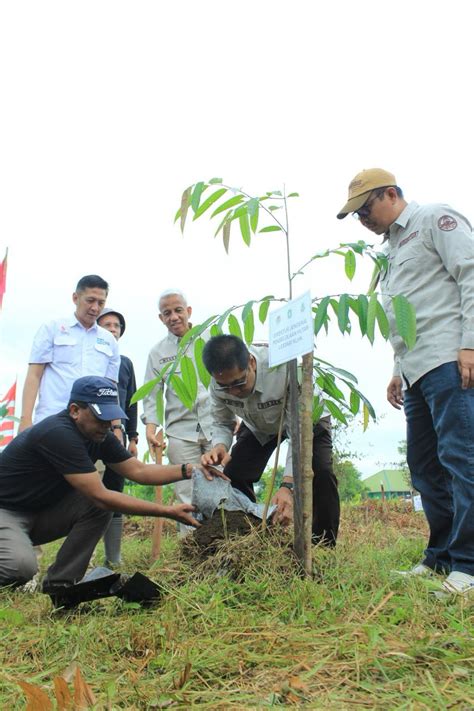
left=0, top=501, right=473, bottom=709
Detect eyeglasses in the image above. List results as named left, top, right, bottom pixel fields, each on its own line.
left=214, top=367, right=249, bottom=392
left=352, top=189, right=385, bottom=220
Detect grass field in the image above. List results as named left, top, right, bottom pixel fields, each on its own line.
left=0, top=501, right=473, bottom=710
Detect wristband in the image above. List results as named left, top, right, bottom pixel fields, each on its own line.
left=181, top=463, right=190, bottom=480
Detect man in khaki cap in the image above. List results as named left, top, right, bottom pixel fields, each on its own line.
left=337, top=169, right=474, bottom=598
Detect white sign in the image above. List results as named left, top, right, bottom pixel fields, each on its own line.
left=269, top=291, right=314, bottom=367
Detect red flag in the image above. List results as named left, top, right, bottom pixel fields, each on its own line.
left=0, top=248, right=7, bottom=310
left=0, top=380, right=16, bottom=449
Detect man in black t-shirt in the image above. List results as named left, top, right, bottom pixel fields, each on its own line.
left=0, top=376, right=223, bottom=592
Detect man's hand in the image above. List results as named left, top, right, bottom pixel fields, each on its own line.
left=271, top=487, right=294, bottom=526
left=127, top=439, right=138, bottom=457
left=166, top=503, right=200, bottom=528
left=197, top=463, right=231, bottom=482
left=201, top=444, right=231, bottom=468
left=387, top=376, right=404, bottom=409
left=146, top=425, right=165, bottom=453
left=458, top=349, right=474, bottom=389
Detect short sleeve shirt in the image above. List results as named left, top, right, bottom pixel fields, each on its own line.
left=0, top=411, right=132, bottom=511
left=29, top=315, right=120, bottom=422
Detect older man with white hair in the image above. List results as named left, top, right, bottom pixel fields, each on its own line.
left=143, top=290, right=213, bottom=528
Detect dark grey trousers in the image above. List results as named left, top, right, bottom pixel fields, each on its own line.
left=0, top=490, right=111, bottom=587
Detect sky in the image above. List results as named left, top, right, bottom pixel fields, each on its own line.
left=1, top=0, right=472, bottom=475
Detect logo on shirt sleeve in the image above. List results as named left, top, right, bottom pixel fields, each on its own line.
left=438, top=215, right=458, bottom=231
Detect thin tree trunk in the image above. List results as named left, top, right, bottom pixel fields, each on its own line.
left=151, top=430, right=164, bottom=561
left=289, top=359, right=304, bottom=568
left=300, top=352, right=314, bottom=576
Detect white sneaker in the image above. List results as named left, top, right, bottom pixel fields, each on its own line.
left=437, top=571, right=474, bottom=598
left=393, top=563, right=434, bottom=577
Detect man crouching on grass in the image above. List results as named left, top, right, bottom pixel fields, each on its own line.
left=0, top=376, right=226, bottom=596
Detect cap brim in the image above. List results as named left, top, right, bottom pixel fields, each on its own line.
left=337, top=191, right=372, bottom=220
left=88, top=403, right=128, bottom=421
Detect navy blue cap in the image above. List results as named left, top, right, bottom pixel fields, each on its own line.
left=69, top=376, right=128, bottom=421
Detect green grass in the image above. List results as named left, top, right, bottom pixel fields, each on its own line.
left=0, top=501, right=473, bottom=709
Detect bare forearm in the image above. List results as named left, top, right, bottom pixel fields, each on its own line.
left=91, top=489, right=180, bottom=518
left=19, top=366, right=44, bottom=429
left=114, top=460, right=193, bottom=485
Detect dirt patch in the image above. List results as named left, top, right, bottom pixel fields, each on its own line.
left=194, top=510, right=262, bottom=550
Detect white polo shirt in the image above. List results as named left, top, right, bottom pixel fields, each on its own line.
left=29, top=314, right=120, bottom=423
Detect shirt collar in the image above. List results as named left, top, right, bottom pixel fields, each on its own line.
left=68, top=313, right=98, bottom=331
left=166, top=331, right=181, bottom=345
left=389, top=201, right=419, bottom=236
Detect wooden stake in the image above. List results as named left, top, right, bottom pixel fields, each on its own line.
left=300, top=352, right=314, bottom=576
left=151, top=430, right=164, bottom=561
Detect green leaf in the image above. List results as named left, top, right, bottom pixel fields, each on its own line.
left=223, top=220, right=231, bottom=253
left=249, top=200, right=259, bottom=233
left=363, top=403, right=370, bottom=431
left=392, top=295, right=417, bottom=350
left=349, top=390, right=360, bottom=415
left=130, top=376, right=162, bottom=405
left=366, top=292, right=378, bottom=344
left=243, top=309, right=255, bottom=345
left=287, top=192, right=299, bottom=198
left=259, top=299, right=271, bottom=324
left=193, top=188, right=227, bottom=220
left=259, top=225, right=282, bottom=233
left=169, top=373, right=193, bottom=410
left=214, top=209, right=232, bottom=237
left=190, top=182, right=205, bottom=213
left=316, top=371, right=344, bottom=400
left=324, top=399, right=348, bottom=425
left=312, top=396, right=324, bottom=423
left=344, top=250, right=356, bottom=281
left=227, top=314, right=243, bottom=340
left=314, top=356, right=358, bottom=383
left=337, top=293, right=349, bottom=334
left=176, top=186, right=191, bottom=233
left=242, top=300, right=255, bottom=322
left=180, top=355, right=198, bottom=403
left=194, top=337, right=211, bottom=388
left=239, top=212, right=251, bottom=246
left=178, top=315, right=218, bottom=352
left=208, top=177, right=223, bottom=184
left=376, top=301, right=390, bottom=340
left=217, top=306, right=237, bottom=331
left=211, top=194, right=244, bottom=218
left=210, top=324, right=222, bottom=337
left=313, top=296, right=330, bottom=336
left=155, top=388, right=165, bottom=426
left=357, top=294, right=368, bottom=336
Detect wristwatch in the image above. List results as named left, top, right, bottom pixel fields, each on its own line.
left=112, top=424, right=126, bottom=433
left=280, top=481, right=294, bottom=493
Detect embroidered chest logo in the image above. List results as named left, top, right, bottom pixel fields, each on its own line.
left=159, top=356, right=176, bottom=365
left=222, top=398, right=244, bottom=408
left=257, top=398, right=283, bottom=410
left=96, top=337, right=109, bottom=346
left=438, top=215, right=457, bottom=231
left=399, top=231, right=418, bottom=248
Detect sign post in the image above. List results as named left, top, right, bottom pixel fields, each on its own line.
left=269, top=292, right=314, bottom=575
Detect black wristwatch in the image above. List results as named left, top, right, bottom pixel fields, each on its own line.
left=112, top=424, right=126, bottom=433
left=280, top=481, right=294, bottom=493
